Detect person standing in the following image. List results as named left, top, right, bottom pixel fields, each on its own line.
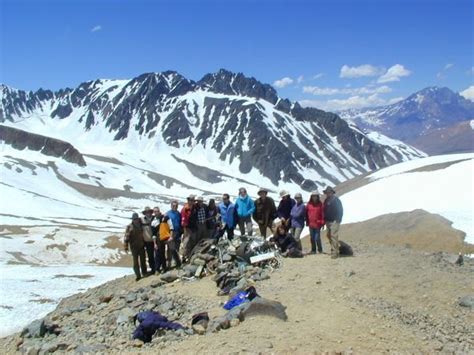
left=207, top=199, right=219, bottom=239
left=277, top=190, right=295, bottom=231
left=151, top=207, right=162, bottom=273
left=141, top=207, right=156, bottom=274
left=323, top=187, right=343, bottom=259
left=217, top=193, right=236, bottom=240
left=306, top=191, right=325, bottom=254
left=156, top=213, right=181, bottom=271
left=195, top=196, right=209, bottom=243
left=253, top=187, right=277, bottom=237
left=167, top=201, right=182, bottom=254
left=181, top=195, right=196, bottom=261
left=290, top=192, right=305, bottom=250
left=234, top=187, right=255, bottom=237
left=124, top=213, right=147, bottom=281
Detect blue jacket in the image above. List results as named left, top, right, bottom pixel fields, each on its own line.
left=235, top=195, right=255, bottom=218
left=219, top=201, right=236, bottom=228
left=166, top=210, right=182, bottom=232
left=290, top=202, right=306, bottom=228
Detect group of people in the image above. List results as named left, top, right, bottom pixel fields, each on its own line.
left=123, top=186, right=343, bottom=281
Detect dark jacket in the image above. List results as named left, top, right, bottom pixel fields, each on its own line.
left=271, top=233, right=298, bottom=253
left=253, top=197, right=277, bottom=226
left=323, top=195, right=343, bottom=223
left=124, top=222, right=145, bottom=251
left=133, top=311, right=183, bottom=343
left=189, top=203, right=210, bottom=230
left=277, top=198, right=295, bottom=220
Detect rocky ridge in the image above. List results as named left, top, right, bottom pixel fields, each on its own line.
left=1, top=69, right=424, bottom=191
left=0, top=125, right=86, bottom=167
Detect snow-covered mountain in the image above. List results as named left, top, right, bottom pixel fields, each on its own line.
left=341, top=153, right=474, bottom=245
left=339, top=87, right=474, bottom=153
left=1, top=69, right=424, bottom=194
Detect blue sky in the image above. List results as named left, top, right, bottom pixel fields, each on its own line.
left=1, top=0, right=473, bottom=110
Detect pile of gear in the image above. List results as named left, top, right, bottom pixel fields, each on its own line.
left=160, top=236, right=282, bottom=295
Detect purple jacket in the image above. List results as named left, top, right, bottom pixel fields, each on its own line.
left=290, top=202, right=306, bottom=228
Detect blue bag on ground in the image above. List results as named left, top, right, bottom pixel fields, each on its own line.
left=133, top=311, right=184, bottom=343
left=223, top=291, right=249, bottom=310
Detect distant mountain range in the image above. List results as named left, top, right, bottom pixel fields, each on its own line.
left=0, top=69, right=423, bottom=193
left=339, top=86, right=474, bottom=154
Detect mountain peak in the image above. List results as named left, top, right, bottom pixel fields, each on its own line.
left=198, top=69, right=278, bottom=104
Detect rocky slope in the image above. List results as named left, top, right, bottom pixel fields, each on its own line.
left=339, top=87, right=474, bottom=153
left=0, top=125, right=86, bottom=166
left=0, top=69, right=424, bottom=191
left=408, top=120, right=474, bottom=155
left=1, top=222, right=473, bottom=354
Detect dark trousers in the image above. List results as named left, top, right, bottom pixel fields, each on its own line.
left=216, top=226, right=234, bottom=240
left=155, top=240, right=167, bottom=273
left=144, top=241, right=155, bottom=273
left=258, top=223, right=273, bottom=238
left=131, top=247, right=147, bottom=279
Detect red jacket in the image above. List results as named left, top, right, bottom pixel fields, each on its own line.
left=306, top=201, right=324, bottom=229
left=181, top=203, right=192, bottom=227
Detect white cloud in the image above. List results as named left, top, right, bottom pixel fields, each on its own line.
left=303, top=85, right=392, bottom=96
left=437, top=63, right=454, bottom=79
left=299, top=94, right=404, bottom=111
left=91, top=25, right=102, bottom=33
left=273, top=77, right=294, bottom=88
left=377, top=64, right=411, bottom=83
left=340, top=64, right=385, bottom=78
left=297, top=75, right=304, bottom=84
left=313, top=73, right=325, bottom=80
left=460, top=86, right=474, bottom=101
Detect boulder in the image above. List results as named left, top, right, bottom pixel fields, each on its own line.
left=160, top=271, right=180, bottom=283
left=116, top=308, right=135, bottom=324
left=22, top=319, right=46, bottom=338
left=459, top=295, right=474, bottom=308
left=192, top=324, right=207, bottom=335
left=99, top=295, right=113, bottom=303
left=183, top=265, right=198, bottom=277
left=241, top=297, right=288, bottom=321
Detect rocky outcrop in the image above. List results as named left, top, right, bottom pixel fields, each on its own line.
left=0, top=125, right=86, bottom=166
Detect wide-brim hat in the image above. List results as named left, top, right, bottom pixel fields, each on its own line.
left=187, top=194, right=196, bottom=200
left=310, top=190, right=320, bottom=196
left=258, top=187, right=268, bottom=194
left=196, top=196, right=204, bottom=202
left=294, top=192, right=303, bottom=199
left=142, top=206, right=152, bottom=214
left=323, top=186, right=336, bottom=194
left=279, top=190, right=290, bottom=198
left=131, top=212, right=139, bottom=220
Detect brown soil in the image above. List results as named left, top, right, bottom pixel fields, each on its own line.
left=338, top=209, right=474, bottom=254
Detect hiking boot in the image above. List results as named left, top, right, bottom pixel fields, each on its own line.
left=135, top=276, right=141, bottom=282
left=310, top=250, right=316, bottom=255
